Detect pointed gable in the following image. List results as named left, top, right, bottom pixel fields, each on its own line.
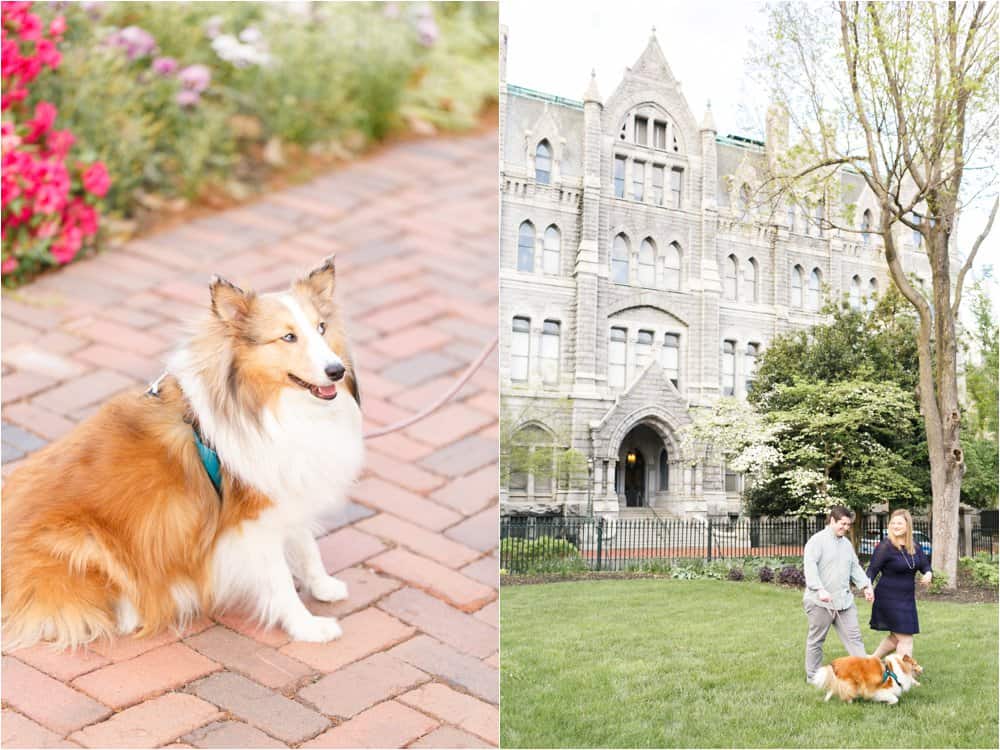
left=630, top=31, right=677, bottom=85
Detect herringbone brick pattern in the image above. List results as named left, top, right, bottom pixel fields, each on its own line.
left=1, top=131, right=499, bottom=748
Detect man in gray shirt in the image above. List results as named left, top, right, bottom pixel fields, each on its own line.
left=802, top=505, right=874, bottom=680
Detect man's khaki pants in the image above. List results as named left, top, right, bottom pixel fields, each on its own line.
left=804, top=600, right=866, bottom=679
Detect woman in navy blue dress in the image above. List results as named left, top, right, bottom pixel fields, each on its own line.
left=866, top=509, right=932, bottom=659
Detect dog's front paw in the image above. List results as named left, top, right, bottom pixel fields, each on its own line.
left=309, top=576, right=349, bottom=603
left=286, top=614, right=343, bottom=642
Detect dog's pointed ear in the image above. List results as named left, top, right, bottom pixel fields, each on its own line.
left=297, top=256, right=336, bottom=302
left=210, top=275, right=252, bottom=324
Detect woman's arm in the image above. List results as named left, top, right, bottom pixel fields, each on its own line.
left=866, top=538, right=888, bottom=583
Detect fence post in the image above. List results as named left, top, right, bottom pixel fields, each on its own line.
left=706, top=518, right=713, bottom=562
left=595, top=517, right=604, bottom=572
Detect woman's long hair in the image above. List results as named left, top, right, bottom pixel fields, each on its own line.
left=888, top=508, right=916, bottom=555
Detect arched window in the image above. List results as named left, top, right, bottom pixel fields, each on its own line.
left=849, top=275, right=862, bottom=310
left=743, top=258, right=758, bottom=303
left=664, top=242, right=681, bottom=290
left=786, top=204, right=796, bottom=232
left=808, top=268, right=822, bottom=311
left=611, top=234, right=630, bottom=284
left=543, top=225, right=560, bottom=275
left=867, top=277, right=878, bottom=312
left=861, top=209, right=873, bottom=245
left=517, top=221, right=534, bottom=272
left=511, top=316, right=530, bottom=382
left=791, top=265, right=804, bottom=308
left=638, top=239, right=656, bottom=287
left=724, top=254, right=738, bottom=300
left=535, top=140, right=552, bottom=184
left=509, top=425, right=555, bottom=496
left=659, top=449, right=669, bottom=491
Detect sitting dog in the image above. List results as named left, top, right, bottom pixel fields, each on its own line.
left=2, top=258, right=364, bottom=648
left=809, top=653, right=923, bottom=704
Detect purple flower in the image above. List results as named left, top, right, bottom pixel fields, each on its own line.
left=175, top=90, right=201, bottom=108
left=152, top=56, right=178, bottom=77
left=416, top=16, right=438, bottom=47
left=108, top=26, right=158, bottom=61
left=178, top=64, right=211, bottom=93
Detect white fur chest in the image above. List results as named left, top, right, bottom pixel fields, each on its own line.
left=232, top=391, right=364, bottom=524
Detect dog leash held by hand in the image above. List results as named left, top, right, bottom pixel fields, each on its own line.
left=363, top=334, right=498, bottom=440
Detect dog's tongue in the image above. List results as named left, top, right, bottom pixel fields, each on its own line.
left=312, top=383, right=338, bottom=400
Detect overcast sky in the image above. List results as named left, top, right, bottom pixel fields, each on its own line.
left=499, top=0, right=997, bottom=308
left=500, top=0, right=769, bottom=139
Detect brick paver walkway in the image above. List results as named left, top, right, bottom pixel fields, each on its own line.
left=1, top=131, right=499, bottom=748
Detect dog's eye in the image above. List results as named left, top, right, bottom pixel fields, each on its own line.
left=282, top=333, right=297, bottom=343
left=317, top=322, right=326, bottom=335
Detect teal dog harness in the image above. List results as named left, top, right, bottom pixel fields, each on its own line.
left=193, top=425, right=223, bottom=497
left=146, top=375, right=222, bottom=499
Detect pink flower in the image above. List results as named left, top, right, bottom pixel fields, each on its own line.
left=17, top=11, right=41, bottom=41
left=34, top=181, right=66, bottom=214
left=51, top=225, right=82, bottom=264
left=175, top=89, right=200, bottom=108
left=25, top=101, right=57, bottom=143
left=66, top=199, right=98, bottom=235
left=45, top=129, right=74, bottom=158
left=34, top=220, right=59, bottom=239
left=2, top=257, right=19, bottom=275
left=35, top=38, right=61, bottom=69
left=152, top=56, right=178, bottom=76
left=81, top=162, right=110, bottom=197
left=107, top=25, right=157, bottom=61
left=178, top=64, right=211, bottom=93
left=49, top=15, right=67, bottom=37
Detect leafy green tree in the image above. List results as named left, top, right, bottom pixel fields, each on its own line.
left=747, top=380, right=926, bottom=517
left=750, top=289, right=919, bottom=402
left=961, top=438, right=999, bottom=509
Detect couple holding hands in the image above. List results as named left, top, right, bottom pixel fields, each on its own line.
left=803, top=506, right=932, bottom=681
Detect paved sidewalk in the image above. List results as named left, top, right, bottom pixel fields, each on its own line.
left=1, top=131, right=499, bottom=748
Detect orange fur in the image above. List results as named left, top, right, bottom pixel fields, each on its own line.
left=812, top=654, right=923, bottom=703
left=2, top=259, right=359, bottom=650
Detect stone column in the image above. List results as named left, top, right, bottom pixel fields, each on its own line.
left=573, top=72, right=604, bottom=389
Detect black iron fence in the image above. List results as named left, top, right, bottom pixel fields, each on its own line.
left=500, top=514, right=996, bottom=574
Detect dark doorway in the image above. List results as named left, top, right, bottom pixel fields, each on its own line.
left=624, top=451, right=645, bottom=507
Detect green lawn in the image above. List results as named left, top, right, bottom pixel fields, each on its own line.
left=501, top=579, right=999, bottom=748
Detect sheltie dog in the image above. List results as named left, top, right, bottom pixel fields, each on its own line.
left=809, top=653, right=923, bottom=704
left=2, top=258, right=365, bottom=648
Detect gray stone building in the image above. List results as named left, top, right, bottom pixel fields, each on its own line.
left=500, top=30, right=941, bottom=519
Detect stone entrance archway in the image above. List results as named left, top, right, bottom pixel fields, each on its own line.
left=617, top=423, right=664, bottom=508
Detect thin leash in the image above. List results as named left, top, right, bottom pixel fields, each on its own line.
left=363, top=335, right=497, bottom=439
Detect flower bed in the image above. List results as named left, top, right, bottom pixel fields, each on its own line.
left=2, top=1, right=498, bottom=285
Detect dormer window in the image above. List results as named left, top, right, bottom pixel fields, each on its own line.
left=634, top=116, right=648, bottom=146
left=654, top=121, right=667, bottom=149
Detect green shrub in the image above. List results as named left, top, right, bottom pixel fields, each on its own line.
left=959, top=554, right=999, bottom=587
left=22, top=2, right=498, bottom=230
left=500, top=535, right=584, bottom=575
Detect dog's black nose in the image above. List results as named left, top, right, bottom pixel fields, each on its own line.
left=325, top=363, right=346, bottom=382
